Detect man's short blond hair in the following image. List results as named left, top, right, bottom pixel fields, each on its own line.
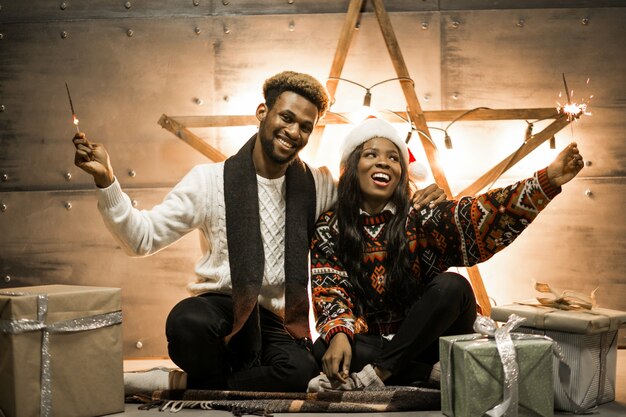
left=263, top=71, right=330, bottom=119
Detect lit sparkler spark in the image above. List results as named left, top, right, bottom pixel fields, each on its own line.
left=556, top=73, right=592, bottom=122
left=65, top=82, right=81, bottom=133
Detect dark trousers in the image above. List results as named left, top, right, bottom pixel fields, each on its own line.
left=166, top=293, right=318, bottom=391
left=312, top=272, right=477, bottom=385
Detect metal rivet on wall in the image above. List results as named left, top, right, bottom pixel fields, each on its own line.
left=0, top=203, right=6, bottom=212
left=421, top=22, right=429, bottom=30
left=451, top=92, right=460, bottom=100
left=3, top=275, right=10, bottom=283
left=585, top=160, right=592, bottom=166
left=222, top=0, right=229, bottom=5
left=64, top=172, right=72, bottom=181
left=0, top=33, right=3, bottom=40
left=194, top=27, right=201, bottom=35
left=125, top=1, right=132, bottom=9
left=60, top=31, right=68, bottom=39
left=64, top=201, right=72, bottom=210
left=128, top=169, right=136, bottom=178
left=581, top=17, right=590, bottom=26
left=60, top=2, right=67, bottom=10
left=223, top=25, right=230, bottom=34
left=423, top=94, right=430, bottom=102
left=0, top=105, right=5, bottom=112
left=288, top=21, right=295, bottom=32
left=223, top=95, right=229, bottom=102
left=127, top=29, right=134, bottom=37
left=451, top=20, right=460, bottom=29
left=194, top=97, right=203, bottom=105
left=288, top=0, right=294, bottom=4
left=135, top=341, right=143, bottom=349
left=193, top=0, right=200, bottom=6
left=131, top=199, right=138, bottom=207
left=1, top=173, right=8, bottom=182
left=584, top=189, right=593, bottom=197
left=516, top=19, right=525, bottom=28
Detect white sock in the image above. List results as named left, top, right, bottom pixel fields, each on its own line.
left=124, top=367, right=186, bottom=396
left=352, top=364, right=385, bottom=389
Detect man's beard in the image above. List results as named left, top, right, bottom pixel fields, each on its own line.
left=260, top=131, right=300, bottom=165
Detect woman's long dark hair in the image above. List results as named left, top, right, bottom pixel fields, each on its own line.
left=335, top=142, right=418, bottom=316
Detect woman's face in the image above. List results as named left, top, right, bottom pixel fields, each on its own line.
left=357, top=137, right=403, bottom=214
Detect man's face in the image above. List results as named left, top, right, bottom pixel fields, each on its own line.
left=256, top=91, right=318, bottom=165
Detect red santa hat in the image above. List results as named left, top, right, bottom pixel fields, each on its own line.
left=339, top=117, right=428, bottom=182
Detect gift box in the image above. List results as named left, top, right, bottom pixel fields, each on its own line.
left=0, top=285, right=124, bottom=417
left=492, top=304, right=626, bottom=412
left=440, top=334, right=554, bottom=417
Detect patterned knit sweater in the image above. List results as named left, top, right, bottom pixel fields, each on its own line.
left=310, top=168, right=560, bottom=343
left=96, top=161, right=336, bottom=318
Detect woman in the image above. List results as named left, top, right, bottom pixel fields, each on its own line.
left=308, top=117, right=583, bottom=391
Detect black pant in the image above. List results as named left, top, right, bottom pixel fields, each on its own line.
left=312, top=272, right=476, bottom=385
left=166, top=293, right=318, bottom=391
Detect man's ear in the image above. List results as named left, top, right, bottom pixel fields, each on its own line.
left=256, top=103, right=268, bottom=122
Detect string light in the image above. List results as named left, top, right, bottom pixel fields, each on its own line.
left=327, top=77, right=414, bottom=123
left=444, top=132, right=453, bottom=150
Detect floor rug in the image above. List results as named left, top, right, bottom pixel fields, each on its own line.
left=139, top=386, right=441, bottom=414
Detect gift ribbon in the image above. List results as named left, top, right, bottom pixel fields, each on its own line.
left=474, top=314, right=524, bottom=417
left=528, top=281, right=596, bottom=311
left=0, top=291, right=122, bottom=417
left=445, top=314, right=589, bottom=417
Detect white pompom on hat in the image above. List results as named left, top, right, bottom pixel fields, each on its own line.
left=339, top=117, right=409, bottom=166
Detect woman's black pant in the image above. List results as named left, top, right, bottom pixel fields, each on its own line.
left=166, top=293, right=318, bottom=391
left=312, top=272, right=477, bottom=385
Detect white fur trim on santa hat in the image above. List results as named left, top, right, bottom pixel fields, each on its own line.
left=340, top=118, right=409, bottom=166
left=409, top=160, right=428, bottom=182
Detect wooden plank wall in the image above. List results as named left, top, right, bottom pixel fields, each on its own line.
left=1, top=1, right=624, bottom=356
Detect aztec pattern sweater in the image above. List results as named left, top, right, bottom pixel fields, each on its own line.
left=310, top=168, right=560, bottom=343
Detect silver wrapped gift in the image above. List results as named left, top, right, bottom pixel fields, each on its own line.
left=491, top=304, right=626, bottom=411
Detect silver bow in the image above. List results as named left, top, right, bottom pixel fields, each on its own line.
left=473, top=314, right=527, bottom=417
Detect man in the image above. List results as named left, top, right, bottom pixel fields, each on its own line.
left=73, top=71, right=444, bottom=392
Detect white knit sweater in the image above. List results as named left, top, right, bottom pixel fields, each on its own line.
left=96, top=162, right=337, bottom=318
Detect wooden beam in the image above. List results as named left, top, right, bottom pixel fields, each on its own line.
left=167, top=108, right=559, bottom=128
left=371, top=0, right=490, bottom=314
left=170, top=115, right=259, bottom=128
left=455, top=115, right=571, bottom=198
left=371, top=0, right=453, bottom=198
left=466, top=266, right=491, bottom=316
left=158, top=114, right=227, bottom=162
left=326, top=0, right=365, bottom=102
left=422, top=108, right=558, bottom=123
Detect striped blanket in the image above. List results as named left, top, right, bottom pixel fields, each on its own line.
left=139, top=386, right=440, bottom=414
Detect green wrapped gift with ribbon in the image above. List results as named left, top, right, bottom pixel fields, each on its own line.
left=440, top=315, right=556, bottom=417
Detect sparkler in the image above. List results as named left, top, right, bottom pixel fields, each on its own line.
left=556, top=73, right=592, bottom=138
left=557, top=73, right=592, bottom=122
left=65, top=82, right=81, bottom=133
